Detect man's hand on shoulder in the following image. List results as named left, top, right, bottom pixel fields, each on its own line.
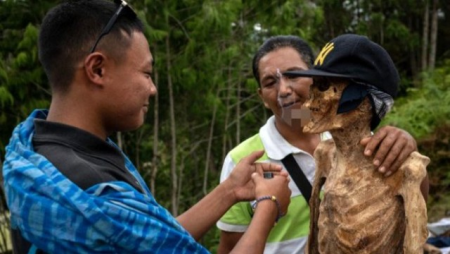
left=360, top=126, right=417, bottom=177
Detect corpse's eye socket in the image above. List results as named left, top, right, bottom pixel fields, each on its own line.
left=318, top=82, right=330, bottom=92
left=314, top=78, right=330, bottom=92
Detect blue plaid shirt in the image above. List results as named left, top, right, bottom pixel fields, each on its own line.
left=3, top=109, right=209, bottom=253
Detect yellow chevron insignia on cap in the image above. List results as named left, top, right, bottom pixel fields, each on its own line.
left=314, top=42, right=334, bottom=66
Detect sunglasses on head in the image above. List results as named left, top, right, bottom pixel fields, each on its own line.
left=89, top=0, right=136, bottom=53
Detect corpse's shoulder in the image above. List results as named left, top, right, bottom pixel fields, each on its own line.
left=400, top=151, right=430, bottom=180
left=403, top=151, right=430, bottom=166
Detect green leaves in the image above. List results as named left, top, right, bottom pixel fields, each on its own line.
left=0, top=86, right=14, bottom=107
left=382, top=61, right=450, bottom=139
left=0, top=2, right=50, bottom=156
left=0, top=0, right=449, bottom=250
left=17, top=24, right=38, bottom=51
left=0, top=66, right=8, bottom=85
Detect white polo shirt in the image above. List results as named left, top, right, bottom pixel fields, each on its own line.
left=217, top=116, right=331, bottom=254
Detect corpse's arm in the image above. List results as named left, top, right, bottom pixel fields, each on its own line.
left=307, top=140, right=334, bottom=254
left=397, top=152, right=430, bottom=254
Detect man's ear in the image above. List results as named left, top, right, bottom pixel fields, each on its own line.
left=84, top=53, right=107, bottom=85
left=258, top=87, right=270, bottom=109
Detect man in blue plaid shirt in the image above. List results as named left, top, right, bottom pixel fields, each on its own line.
left=2, top=1, right=291, bottom=253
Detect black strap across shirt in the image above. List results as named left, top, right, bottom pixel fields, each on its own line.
left=11, top=119, right=144, bottom=254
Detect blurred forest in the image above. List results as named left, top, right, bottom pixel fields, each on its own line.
left=0, top=0, right=449, bottom=252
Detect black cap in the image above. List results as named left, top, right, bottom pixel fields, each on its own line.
left=283, top=34, right=399, bottom=97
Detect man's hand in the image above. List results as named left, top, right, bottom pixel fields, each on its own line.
left=227, top=150, right=287, bottom=202
left=251, top=172, right=291, bottom=215
left=360, top=126, right=417, bottom=177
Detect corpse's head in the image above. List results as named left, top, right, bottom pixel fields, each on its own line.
left=303, top=77, right=373, bottom=133
left=283, top=34, right=400, bottom=133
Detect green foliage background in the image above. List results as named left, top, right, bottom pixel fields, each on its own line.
left=0, top=0, right=449, bottom=252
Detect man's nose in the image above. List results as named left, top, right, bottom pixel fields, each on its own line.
left=278, top=78, right=293, bottom=97
left=149, top=82, right=158, bottom=95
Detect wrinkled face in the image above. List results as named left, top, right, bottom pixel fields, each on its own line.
left=258, top=47, right=312, bottom=127
left=303, top=77, right=348, bottom=133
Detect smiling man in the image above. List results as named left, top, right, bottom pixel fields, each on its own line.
left=217, top=35, right=421, bottom=254
left=2, top=1, right=292, bottom=253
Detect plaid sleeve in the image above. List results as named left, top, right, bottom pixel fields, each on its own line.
left=5, top=163, right=208, bottom=253
left=3, top=113, right=208, bottom=254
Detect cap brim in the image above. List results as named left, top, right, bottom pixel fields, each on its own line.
left=283, top=69, right=355, bottom=79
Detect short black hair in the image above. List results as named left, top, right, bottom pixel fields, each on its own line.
left=252, top=35, right=314, bottom=86
left=38, top=0, right=144, bottom=93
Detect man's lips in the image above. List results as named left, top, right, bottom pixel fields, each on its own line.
left=281, top=99, right=302, bottom=108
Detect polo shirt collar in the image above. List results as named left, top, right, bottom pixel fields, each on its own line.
left=259, top=116, right=331, bottom=160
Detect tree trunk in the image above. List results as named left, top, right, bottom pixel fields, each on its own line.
left=116, top=132, right=123, bottom=150
left=328, top=13, right=335, bottom=38
left=151, top=43, right=159, bottom=194
left=428, top=0, right=438, bottom=71
left=408, top=15, right=419, bottom=80
left=177, top=160, right=184, bottom=215
left=422, top=0, right=429, bottom=71
left=355, top=0, right=360, bottom=26
left=203, top=90, right=219, bottom=195
left=236, top=71, right=242, bottom=145
left=0, top=158, right=10, bottom=254
left=222, top=66, right=232, bottom=163
left=135, top=128, right=145, bottom=174
left=165, top=35, right=178, bottom=216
